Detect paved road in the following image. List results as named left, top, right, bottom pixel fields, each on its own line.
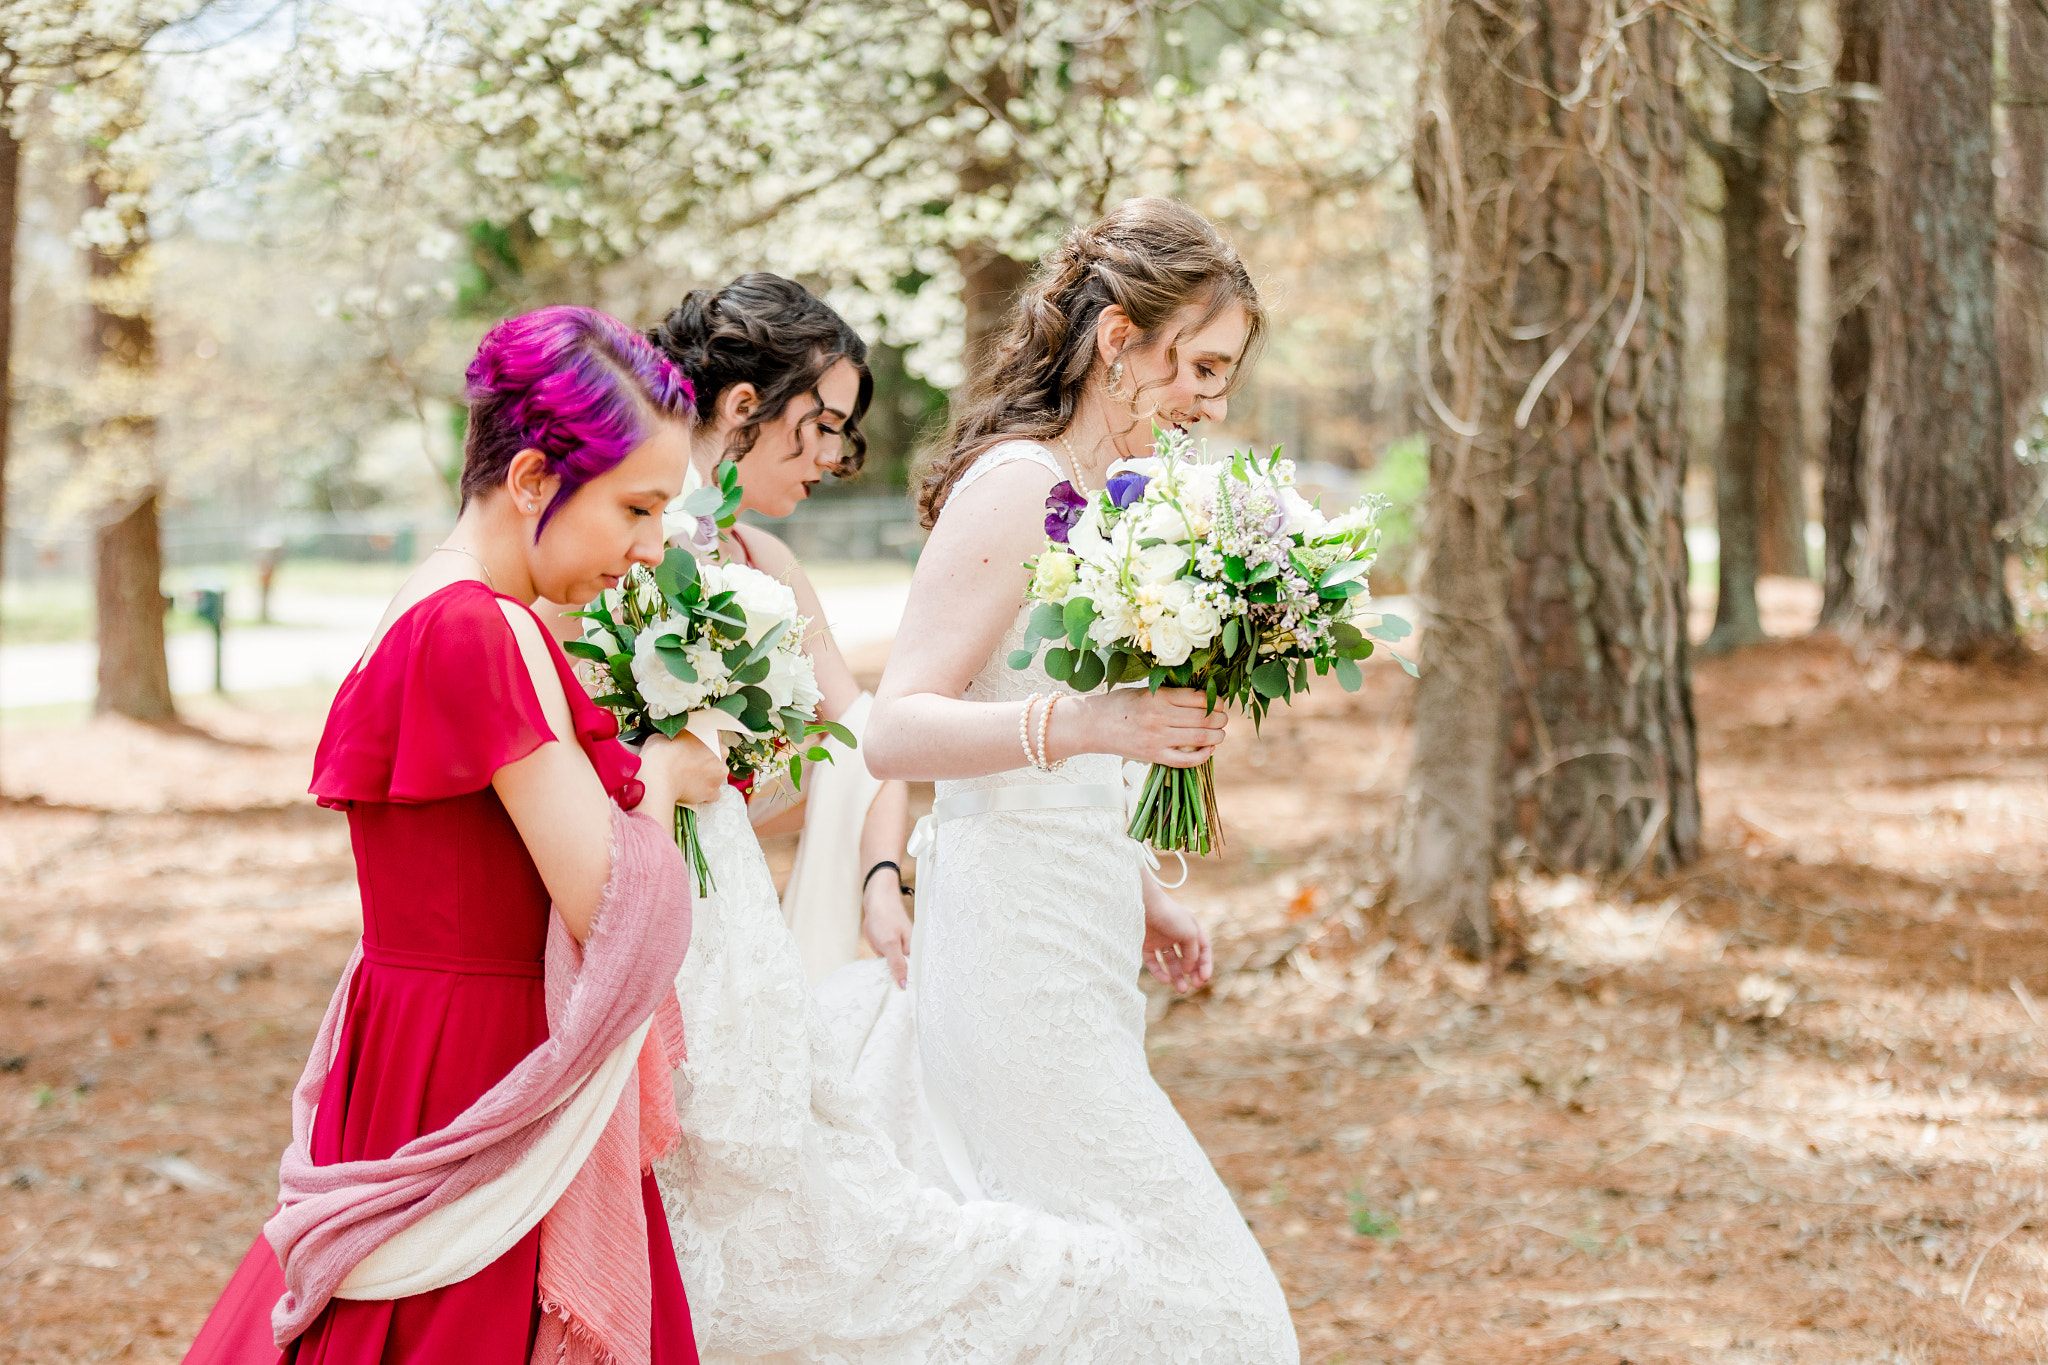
left=0, top=581, right=917, bottom=710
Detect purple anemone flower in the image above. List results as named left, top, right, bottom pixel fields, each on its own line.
left=1106, top=470, right=1151, bottom=509
left=1044, top=480, right=1087, bottom=543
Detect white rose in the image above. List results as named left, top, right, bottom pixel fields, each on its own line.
left=1134, top=541, right=1190, bottom=585
left=719, top=563, right=801, bottom=636
left=632, top=619, right=711, bottom=718
left=1277, top=486, right=1325, bottom=537
left=1178, top=594, right=1222, bottom=644
left=1139, top=499, right=1194, bottom=544
left=761, top=641, right=818, bottom=711
left=1148, top=614, right=1195, bottom=667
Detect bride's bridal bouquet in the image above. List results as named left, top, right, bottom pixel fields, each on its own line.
left=568, top=547, right=852, bottom=893
left=1013, top=427, right=1411, bottom=857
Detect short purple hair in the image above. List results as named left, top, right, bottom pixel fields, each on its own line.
left=460, top=306, right=695, bottom=536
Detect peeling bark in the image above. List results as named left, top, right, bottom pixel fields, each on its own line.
left=1403, top=0, right=1699, bottom=954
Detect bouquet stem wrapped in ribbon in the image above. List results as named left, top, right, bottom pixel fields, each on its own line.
left=1013, top=427, right=1412, bottom=857
left=568, top=539, right=851, bottom=894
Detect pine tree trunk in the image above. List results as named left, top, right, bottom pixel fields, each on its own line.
left=1709, top=0, right=1804, bottom=651
left=85, top=124, right=174, bottom=721
left=1850, top=0, right=2013, bottom=656
left=2000, top=0, right=2048, bottom=500
left=1402, top=0, right=1518, bottom=955
left=0, top=93, right=16, bottom=586
left=1403, top=0, right=1699, bottom=952
left=1820, top=0, right=1879, bottom=625
left=1755, top=124, right=1807, bottom=579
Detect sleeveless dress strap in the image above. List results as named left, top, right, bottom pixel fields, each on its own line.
left=949, top=440, right=1065, bottom=502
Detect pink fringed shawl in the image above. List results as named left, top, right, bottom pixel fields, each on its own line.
left=265, top=805, right=690, bottom=1365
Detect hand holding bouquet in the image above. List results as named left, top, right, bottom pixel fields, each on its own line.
left=1012, top=427, right=1412, bottom=856
left=568, top=546, right=853, bottom=893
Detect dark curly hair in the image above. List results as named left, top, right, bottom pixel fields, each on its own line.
left=918, top=198, right=1264, bottom=528
left=645, top=273, right=874, bottom=477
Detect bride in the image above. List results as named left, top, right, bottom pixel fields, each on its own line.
left=864, top=198, right=1300, bottom=1359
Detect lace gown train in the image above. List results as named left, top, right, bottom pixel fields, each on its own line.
left=653, top=787, right=1127, bottom=1363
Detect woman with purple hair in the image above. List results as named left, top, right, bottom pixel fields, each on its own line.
left=181, top=306, right=724, bottom=1365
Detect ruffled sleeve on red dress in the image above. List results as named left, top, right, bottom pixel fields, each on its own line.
left=311, top=581, right=557, bottom=809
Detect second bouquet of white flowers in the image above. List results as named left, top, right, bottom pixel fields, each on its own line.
left=568, top=547, right=852, bottom=893
left=1014, top=427, right=1413, bottom=857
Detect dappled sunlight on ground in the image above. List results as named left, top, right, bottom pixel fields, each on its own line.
left=8, top=625, right=2048, bottom=1360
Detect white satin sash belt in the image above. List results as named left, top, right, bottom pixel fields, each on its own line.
left=906, top=781, right=1125, bottom=862
left=333, top=1018, right=651, bottom=1300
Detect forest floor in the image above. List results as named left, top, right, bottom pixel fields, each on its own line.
left=7, top=577, right=2048, bottom=1362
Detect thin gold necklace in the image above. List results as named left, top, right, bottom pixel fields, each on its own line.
left=431, top=544, right=497, bottom=590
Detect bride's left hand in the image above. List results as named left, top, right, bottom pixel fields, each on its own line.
left=1140, top=884, right=1213, bottom=994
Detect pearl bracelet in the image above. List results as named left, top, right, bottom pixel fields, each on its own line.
left=1035, top=693, right=1062, bottom=771
left=1018, top=693, right=1045, bottom=772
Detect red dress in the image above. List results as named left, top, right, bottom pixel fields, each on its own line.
left=184, top=580, right=695, bottom=1365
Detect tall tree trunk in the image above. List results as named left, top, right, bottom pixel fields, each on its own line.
left=1708, top=0, right=1804, bottom=651
left=1402, top=0, right=1517, bottom=956
left=0, top=82, right=16, bottom=587
left=1850, top=0, right=2013, bottom=655
left=94, top=492, right=171, bottom=717
left=84, top=101, right=174, bottom=722
left=1403, top=0, right=1699, bottom=953
left=2000, top=0, right=2048, bottom=508
left=1755, top=125, right=1807, bottom=579
left=1820, top=0, right=1879, bottom=624
left=953, top=0, right=1028, bottom=384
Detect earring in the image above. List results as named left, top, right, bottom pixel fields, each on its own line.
left=1109, top=361, right=1128, bottom=402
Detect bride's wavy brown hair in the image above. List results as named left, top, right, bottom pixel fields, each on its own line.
left=917, top=198, right=1265, bottom=529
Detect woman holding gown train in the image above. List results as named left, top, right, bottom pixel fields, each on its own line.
left=642, top=276, right=915, bottom=988
left=865, top=198, right=1301, bottom=1361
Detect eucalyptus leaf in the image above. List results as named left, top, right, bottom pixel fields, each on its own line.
left=816, top=720, right=856, bottom=747
left=1008, top=647, right=1037, bottom=671
left=1250, top=660, right=1290, bottom=699
left=1070, top=650, right=1106, bottom=692
left=1334, top=656, right=1363, bottom=692
left=1366, top=613, right=1415, bottom=643
left=1318, top=559, right=1370, bottom=591
left=1044, top=648, right=1075, bottom=683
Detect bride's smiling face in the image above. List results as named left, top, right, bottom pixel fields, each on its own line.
left=1100, top=300, right=1251, bottom=433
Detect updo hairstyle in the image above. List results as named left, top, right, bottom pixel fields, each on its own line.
left=461, top=305, right=695, bottom=535
left=645, top=273, right=874, bottom=476
left=917, top=198, right=1265, bottom=529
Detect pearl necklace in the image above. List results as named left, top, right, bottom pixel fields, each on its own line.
left=1054, top=433, right=1096, bottom=494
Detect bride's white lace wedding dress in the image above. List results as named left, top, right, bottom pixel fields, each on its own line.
left=884, top=440, right=1300, bottom=1362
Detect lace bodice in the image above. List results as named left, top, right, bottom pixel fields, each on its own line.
left=944, top=441, right=1122, bottom=800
